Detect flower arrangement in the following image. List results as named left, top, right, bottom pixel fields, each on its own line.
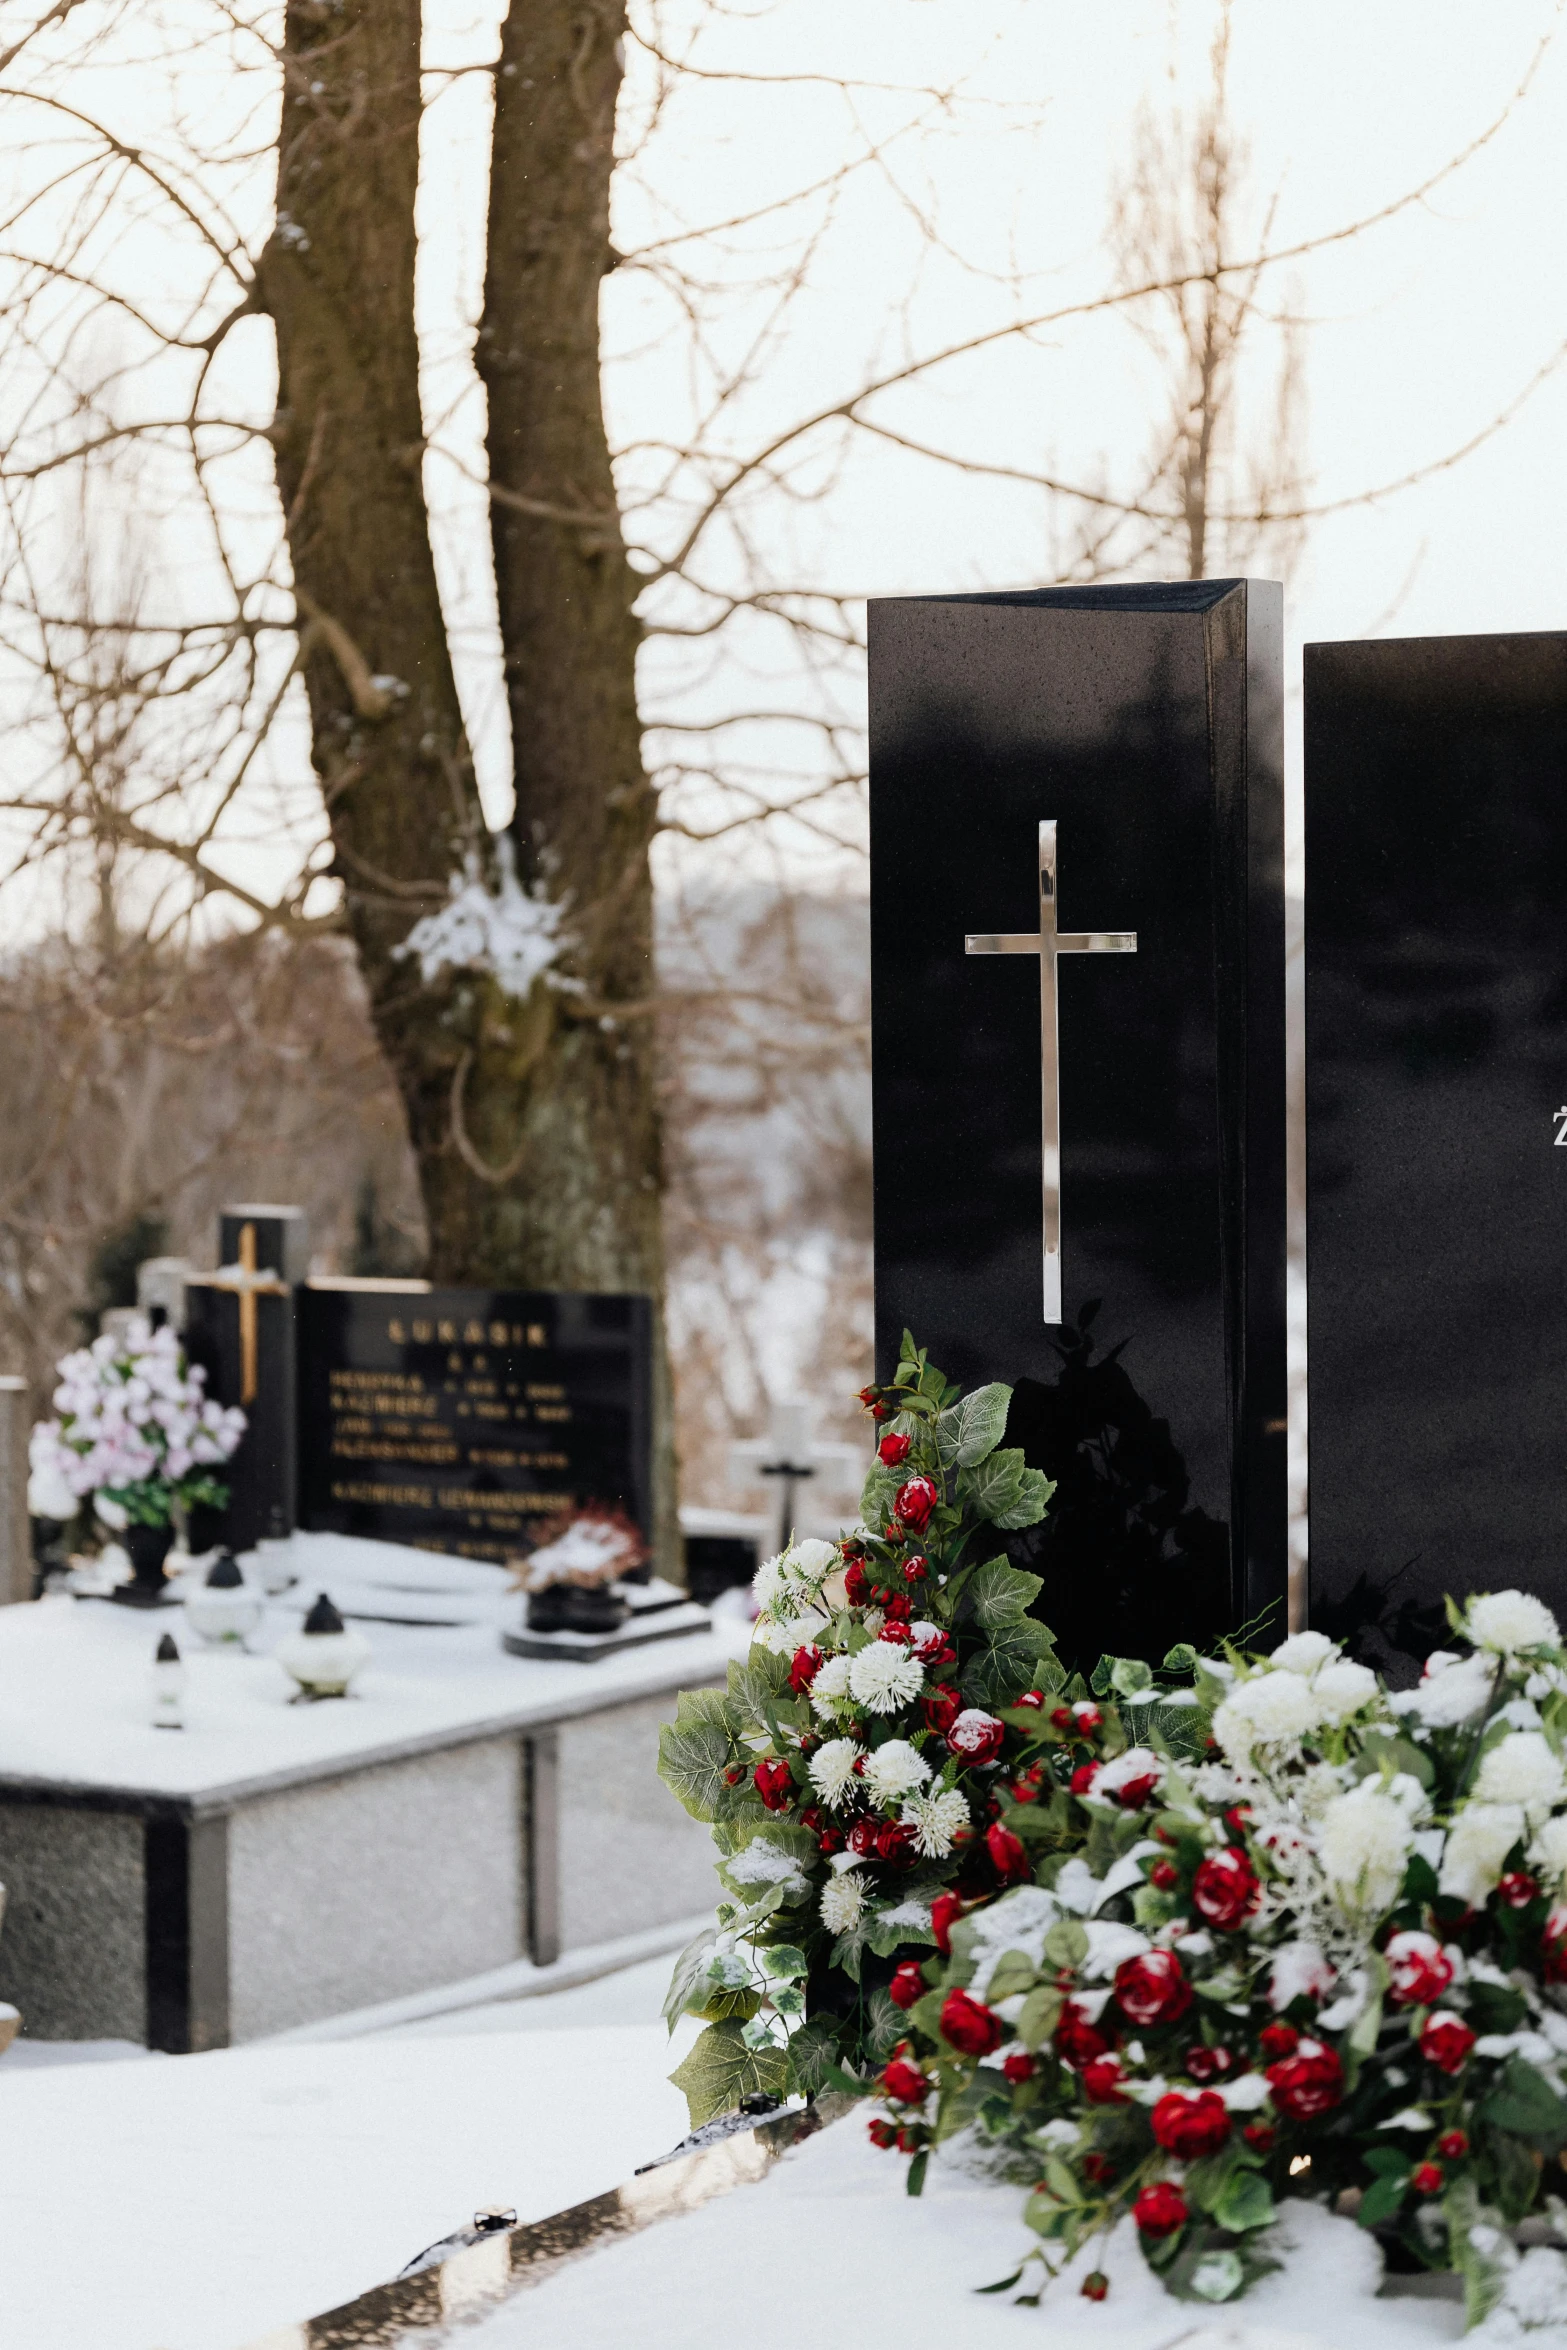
left=658, top=1336, right=1074, bottom=2125
left=512, top=1506, right=648, bottom=1591
left=28, top=1317, right=245, bottom=1530
left=870, top=1584, right=1567, bottom=2330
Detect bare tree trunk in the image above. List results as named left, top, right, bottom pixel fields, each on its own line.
left=260, top=0, right=677, bottom=1565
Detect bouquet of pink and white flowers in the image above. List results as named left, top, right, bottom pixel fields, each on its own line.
left=870, top=1585, right=1567, bottom=2331
left=29, top=1317, right=245, bottom=1531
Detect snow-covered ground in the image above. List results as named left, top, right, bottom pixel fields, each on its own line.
left=0, top=1953, right=702, bottom=2350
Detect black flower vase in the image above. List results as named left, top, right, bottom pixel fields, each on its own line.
left=113, top=1522, right=177, bottom=1608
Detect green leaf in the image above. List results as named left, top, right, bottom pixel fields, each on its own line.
left=1162, top=1643, right=1199, bottom=1673
left=985, top=1948, right=1039, bottom=2005
left=906, top=2149, right=929, bottom=2197
left=1467, top=1980, right=1529, bottom=2036
left=961, top=1620, right=1059, bottom=1709
left=993, top=1466, right=1054, bottom=1530
left=1213, top=2170, right=1275, bottom=2234
left=727, top=1648, right=791, bottom=1723
left=860, top=1461, right=904, bottom=1527
left=941, top=1382, right=1013, bottom=1469
left=1364, top=2147, right=1413, bottom=2180
left=959, top=1447, right=1027, bottom=1524
left=668, top=2019, right=790, bottom=2129
left=1477, top=2056, right=1567, bottom=2146
left=657, top=1688, right=738, bottom=1821
left=964, top=1556, right=1044, bottom=1630
left=1042, top=1918, right=1089, bottom=1970
left=864, top=1986, right=905, bottom=2062
left=785, top=2018, right=840, bottom=2098
left=1016, top=1986, right=1064, bottom=2049
left=1356, top=2174, right=1409, bottom=2232
left=760, top=1944, right=809, bottom=1980
left=662, top=1925, right=721, bottom=2030
left=1108, top=1655, right=1155, bottom=1698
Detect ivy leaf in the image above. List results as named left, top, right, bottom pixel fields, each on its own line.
left=932, top=1382, right=1013, bottom=1470
left=657, top=1687, right=738, bottom=1821
left=668, top=2019, right=790, bottom=2130
left=864, top=1986, right=905, bottom=2062
left=964, top=1556, right=1044, bottom=1630
left=662, top=1924, right=721, bottom=2030
left=785, top=2018, right=841, bottom=2099
left=957, top=1447, right=1027, bottom=1525
left=760, top=1944, right=809, bottom=1980
left=860, top=1461, right=903, bottom=1527
left=728, top=1648, right=790, bottom=1722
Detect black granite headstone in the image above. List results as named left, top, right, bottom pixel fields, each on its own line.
left=1306, top=630, right=1567, bottom=1668
left=183, top=1206, right=304, bottom=1549
left=869, top=581, right=1287, bottom=1665
left=295, top=1282, right=653, bottom=1563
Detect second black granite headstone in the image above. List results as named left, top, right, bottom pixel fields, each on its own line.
left=1307, top=629, right=1567, bottom=1667
left=869, top=581, right=1286, bottom=1666
left=295, top=1282, right=653, bottom=1563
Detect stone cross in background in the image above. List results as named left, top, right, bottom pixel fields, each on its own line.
left=728, top=1399, right=863, bottom=1559
left=868, top=581, right=1287, bottom=1667
left=184, top=1206, right=306, bottom=1550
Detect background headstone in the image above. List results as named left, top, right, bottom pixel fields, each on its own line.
left=869, top=581, right=1287, bottom=1664
left=1306, top=629, right=1567, bottom=1666
left=183, top=1206, right=304, bottom=1550
left=295, top=1282, right=653, bottom=1563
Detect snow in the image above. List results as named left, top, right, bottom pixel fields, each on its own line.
left=0, top=1534, right=732, bottom=1800
left=394, top=839, right=572, bottom=1000
left=0, top=1957, right=702, bottom=2350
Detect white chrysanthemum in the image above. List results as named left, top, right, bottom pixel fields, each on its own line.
left=1386, top=1772, right=1431, bottom=1823
left=752, top=1552, right=788, bottom=1616
left=1476, top=1731, right=1567, bottom=1821
left=1313, top=1660, right=1379, bottom=1724
left=848, top=1642, right=925, bottom=1714
left=1403, top=1650, right=1495, bottom=1729
left=1298, top=1760, right=1353, bottom=1818
left=902, top=1786, right=972, bottom=1858
left=863, top=1739, right=932, bottom=1804
left=820, top=1870, right=867, bottom=1933
left=1269, top=1631, right=1336, bottom=1676
left=808, top=1737, right=866, bottom=1807
left=1530, top=1813, right=1567, bottom=1889
left=809, top=1653, right=854, bottom=1716
left=1468, top=1590, right=1560, bottom=1657
left=782, top=1536, right=840, bottom=1590
left=1268, top=1940, right=1336, bottom=2011
left=1318, top=1786, right=1413, bottom=1918
left=751, top=1607, right=828, bottom=1657
left=1212, top=1669, right=1324, bottom=1758
left=1439, top=1802, right=1525, bottom=1907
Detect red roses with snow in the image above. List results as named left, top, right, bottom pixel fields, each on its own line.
left=877, top=1431, right=912, bottom=1466
left=1192, top=1847, right=1260, bottom=1930
left=1385, top=1930, right=1454, bottom=2008
left=1113, top=1948, right=1193, bottom=2028
left=1055, top=2000, right=1112, bottom=2069
left=1266, top=2038, right=1344, bottom=2118
left=946, top=1708, right=1005, bottom=1764
left=881, top=2057, right=929, bottom=2105
left=889, top=1961, right=926, bottom=2010
left=1133, top=2182, right=1189, bottom=2238
left=985, top=1821, right=1030, bottom=1882
left=1420, top=2012, right=1476, bottom=2075
left=752, top=1759, right=794, bottom=1811
left=940, top=1987, right=1002, bottom=2057
left=893, top=1475, right=939, bottom=1530
left=1151, top=2089, right=1231, bottom=2160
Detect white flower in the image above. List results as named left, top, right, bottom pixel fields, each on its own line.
left=1318, top=1786, right=1413, bottom=1918
left=1403, top=1650, right=1495, bottom=1729
left=1212, top=1669, right=1324, bottom=1758
left=808, top=1654, right=854, bottom=1717
left=1313, top=1660, right=1379, bottom=1723
left=820, top=1871, right=866, bottom=1933
left=863, top=1740, right=932, bottom=1804
left=1529, top=1813, right=1567, bottom=1890
left=1475, top=1731, right=1567, bottom=1821
left=901, top=1787, right=972, bottom=1858
left=847, top=1642, right=925, bottom=1713
left=1468, top=1590, right=1560, bottom=1656
left=751, top=1607, right=828, bottom=1657
left=1268, top=1940, right=1336, bottom=2011
left=752, top=1553, right=787, bottom=1616
left=808, top=1737, right=866, bottom=1808
left=1439, top=1802, right=1525, bottom=1907
left=1386, top=1772, right=1431, bottom=1823
left=1269, top=1631, right=1337, bottom=1676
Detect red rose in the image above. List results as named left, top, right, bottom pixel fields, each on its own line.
left=753, top=1759, right=794, bottom=1811
left=878, top=1431, right=913, bottom=1466
left=1224, top=1804, right=1253, bottom=1839
left=1546, top=1907, right=1567, bottom=1983
left=1258, top=2020, right=1299, bottom=2060
left=1185, top=2045, right=1234, bottom=2084
left=1420, top=2012, right=1476, bottom=2076
left=788, top=1644, right=824, bottom=1695
left=1080, top=2272, right=1109, bottom=2301
left=817, top=1826, right=845, bottom=1854
left=1151, top=2089, right=1231, bottom=2160
left=947, top=1709, right=1005, bottom=1764
left=857, top=1386, right=880, bottom=1410
left=1243, top=2122, right=1276, bottom=2153
left=1082, top=2151, right=1116, bottom=2185
left=930, top=1890, right=964, bottom=1954
left=1002, top=2050, right=1036, bottom=2084
left=883, top=1598, right=913, bottom=1628
left=889, top=1960, right=927, bottom=2010
left=1073, top=1702, right=1103, bottom=1735
left=1193, top=1848, right=1260, bottom=1931
left=1055, top=2001, right=1112, bottom=2070
left=1133, top=2182, right=1189, bottom=2239
left=1050, top=1706, right=1074, bottom=1731
left=723, top=1766, right=744, bottom=1785
left=1267, top=2037, right=1344, bottom=2118
left=903, top=1554, right=929, bottom=1583
left=1114, top=1949, right=1193, bottom=2029
left=1411, top=2162, right=1444, bottom=2196
left=881, top=2057, right=929, bottom=2105
left=1013, top=1689, right=1045, bottom=1710
left=895, top=2125, right=921, bottom=2153
left=1008, top=1765, right=1047, bottom=1805
left=923, top=1686, right=963, bottom=1737
left=1385, top=1931, right=1455, bottom=2009
left=940, top=1986, right=1002, bottom=2057
left=1113, top=1767, right=1163, bottom=1810
left=1437, top=2129, right=1469, bottom=2160
left=878, top=1620, right=914, bottom=1646
left=1070, top=1763, right=1102, bottom=1796
left=986, top=1821, right=1030, bottom=1883
left=1150, top=1858, right=1179, bottom=1892
left=1499, top=1871, right=1540, bottom=1909
left=843, top=1558, right=871, bottom=1606
left=893, top=1475, right=939, bottom=1530
left=1080, top=2055, right=1129, bottom=2105
left=875, top=1818, right=918, bottom=1864
left=867, top=2117, right=897, bottom=2149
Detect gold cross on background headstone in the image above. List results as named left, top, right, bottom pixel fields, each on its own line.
left=966, top=821, right=1136, bottom=1325
left=210, top=1221, right=289, bottom=1403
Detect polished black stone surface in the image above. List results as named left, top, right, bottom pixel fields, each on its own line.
left=294, top=1283, right=652, bottom=1562
left=1306, top=631, right=1567, bottom=1667
left=869, top=582, right=1286, bottom=1662
left=183, top=1279, right=296, bottom=1550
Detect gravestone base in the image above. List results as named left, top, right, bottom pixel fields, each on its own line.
left=503, top=1582, right=711, bottom=1664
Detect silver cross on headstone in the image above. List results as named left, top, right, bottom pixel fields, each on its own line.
left=966, top=821, right=1136, bottom=1324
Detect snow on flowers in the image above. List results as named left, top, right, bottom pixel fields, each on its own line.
left=29, top=1316, right=245, bottom=1528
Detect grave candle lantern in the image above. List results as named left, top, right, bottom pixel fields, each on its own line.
left=276, top=1591, right=369, bottom=1700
